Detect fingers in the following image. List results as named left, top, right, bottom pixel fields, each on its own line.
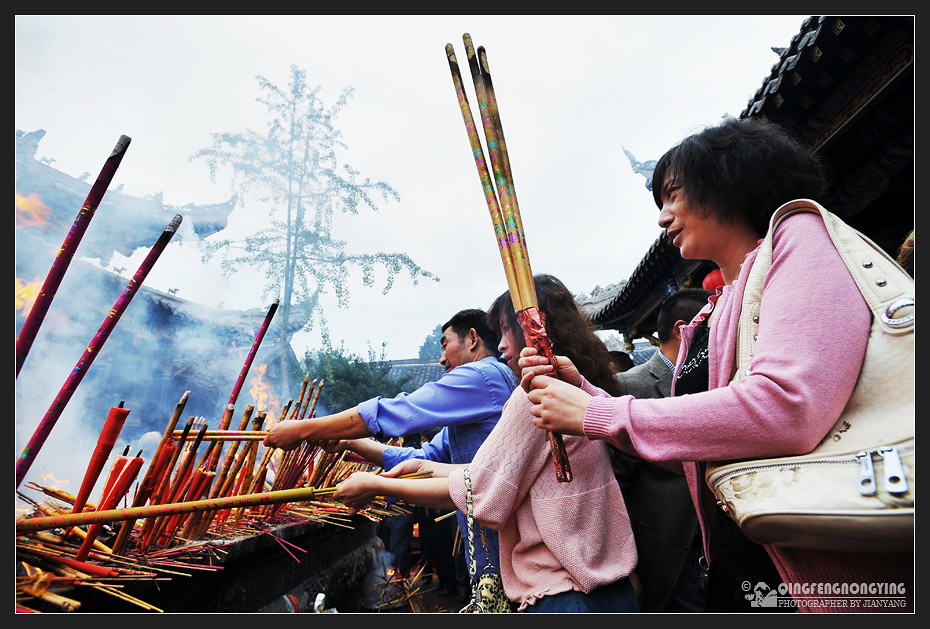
left=383, top=459, right=423, bottom=478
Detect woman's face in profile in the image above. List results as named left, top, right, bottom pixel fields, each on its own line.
left=657, top=173, right=731, bottom=263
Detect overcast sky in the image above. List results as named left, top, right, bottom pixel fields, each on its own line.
left=15, top=15, right=811, bottom=361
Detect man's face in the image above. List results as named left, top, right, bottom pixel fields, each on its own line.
left=439, top=327, right=471, bottom=373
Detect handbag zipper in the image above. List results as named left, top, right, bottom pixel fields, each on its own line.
left=708, top=444, right=913, bottom=497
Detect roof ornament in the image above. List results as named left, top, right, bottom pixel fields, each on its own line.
left=622, top=146, right=657, bottom=191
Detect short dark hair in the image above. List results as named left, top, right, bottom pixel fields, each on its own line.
left=608, top=350, right=634, bottom=373
left=652, top=117, right=826, bottom=237
left=442, top=308, right=500, bottom=356
left=656, top=288, right=713, bottom=344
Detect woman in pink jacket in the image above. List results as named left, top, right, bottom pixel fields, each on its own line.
left=520, top=117, right=913, bottom=612
left=335, top=274, right=640, bottom=612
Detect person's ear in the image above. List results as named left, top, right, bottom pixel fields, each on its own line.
left=466, top=328, right=480, bottom=351
left=672, top=320, right=688, bottom=342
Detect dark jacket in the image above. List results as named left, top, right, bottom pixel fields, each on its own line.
left=611, top=350, right=700, bottom=612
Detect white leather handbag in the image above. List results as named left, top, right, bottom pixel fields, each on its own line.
left=706, top=200, right=914, bottom=553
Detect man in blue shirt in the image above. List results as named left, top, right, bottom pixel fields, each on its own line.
left=264, top=308, right=516, bottom=581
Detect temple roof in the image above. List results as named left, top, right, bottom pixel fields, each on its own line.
left=15, top=129, right=238, bottom=265
left=587, top=16, right=913, bottom=344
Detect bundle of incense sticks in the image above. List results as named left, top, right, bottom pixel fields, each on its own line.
left=445, top=33, right=572, bottom=482
left=16, top=472, right=434, bottom=535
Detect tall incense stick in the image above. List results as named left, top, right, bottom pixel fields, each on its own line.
left=445, top=43, right=523, bottom=309
left=15, top=215, right=183, bottom=489
left=16, top=135, right=132, bottom=378
left=448, top=35, right=572, bottom=481
left=228, top=299, right=279, bottom=407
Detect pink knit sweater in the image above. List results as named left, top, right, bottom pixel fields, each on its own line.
left=582, top=212, right=913, bottom=612
left=448, top=387, right=637, bottom=611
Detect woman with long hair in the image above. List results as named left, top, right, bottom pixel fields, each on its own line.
left=334, top=274, right=639, bottom=613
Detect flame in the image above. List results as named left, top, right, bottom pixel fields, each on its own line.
left=248, top=364, right=280, bottom=417
left=15, top=192, right=53, bottom=228
left=15, top=277, right=42, bottom=316
left=20, top=562, right=44, bottom=577
left=39, top=473, right=71, bottom=489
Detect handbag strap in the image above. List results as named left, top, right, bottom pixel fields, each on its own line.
left=463, top=466, right=478, bottom=581
left=734, top=199, right=915, bottom=381
left=462, top=465, right=494, bottom=581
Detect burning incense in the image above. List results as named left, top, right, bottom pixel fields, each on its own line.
left=75, top=454, right=144, bottom=561
left=111, top=391, right=190, bottom=555
left=142, top=423, right=209, bottom=550
left=16, top=214, right=184, bottom=489
left=446, top=35, right=572, bottom=481
left=228, top=299, right=279, bottom=407
left=15, top=135, right=132, bottom=378
left=68, top=403, right=131, bottom=522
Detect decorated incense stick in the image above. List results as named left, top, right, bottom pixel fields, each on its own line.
left=445, top=43, right=521, bottom=307
left=16, top=485, right=343, bottom=534
left=477, top=44, right=527, bottom=260
left=228, top=299, right=279, bottom=407
left=16, top=214, right=183, bottom=489
left=15, top=135, right=132, bottom=378
left=111, top=391, right=190, bottom=554
left=447, top=35, right=572, bottom=481
left=461, top=35, right=535, bottom=309
left=169, top=431, right=268, bottom=441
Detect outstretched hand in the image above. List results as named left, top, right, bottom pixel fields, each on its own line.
left=382, top=458, right=431, bottom=478
left=263, top=419, right=308, bottom=451
left=319, top=439, right=350, bottom=454
left=518, top=347, right=583, bottom=392
left=526, top=375, right=591, bottom=436
left=333, top=472, right=382, bottom=510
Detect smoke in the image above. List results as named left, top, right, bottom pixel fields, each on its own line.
left=15, top=134, right=298, bottom=505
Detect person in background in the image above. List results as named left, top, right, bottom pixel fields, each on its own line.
left=610, top=287, right=752, bottom=613
left=413, top=427, right=460, bottom=597
left=520, top=117, right=913, bottom=613
left=334, top=275, right=640, bottom=613
left=265, top=308, right=515, bottom=585
left=608, top=350, right=634, bottom=374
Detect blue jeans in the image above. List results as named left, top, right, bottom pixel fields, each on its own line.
left=524, top=577, right=640, bottom=613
